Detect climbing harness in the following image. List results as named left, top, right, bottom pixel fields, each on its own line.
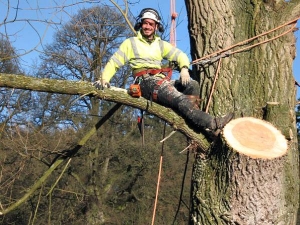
left=133, top=68, right=173, bottom=101
left=133, top=68, right=172, bottom=78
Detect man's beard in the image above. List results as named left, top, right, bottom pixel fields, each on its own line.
left=142, top=29, right=155, bottom=39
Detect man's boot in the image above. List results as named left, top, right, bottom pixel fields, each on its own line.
left=207, top=113, right=235, bottom=136
left=177, top=96, right=234, bottom=135
left=187, top=110, right=234, bottom=133
left=209, top=113, right=235, bottom=130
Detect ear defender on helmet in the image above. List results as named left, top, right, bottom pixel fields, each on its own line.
left=134, top=8, right=164, bottom=33
left=134, top=22, right=142, bottom=31
left=157, top=24, right=164, bottom=33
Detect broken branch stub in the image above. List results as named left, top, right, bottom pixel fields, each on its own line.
left=222, top=117, right=288, bottom=159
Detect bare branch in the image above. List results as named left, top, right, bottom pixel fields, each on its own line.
left=109, top=0, right=136, bottom=34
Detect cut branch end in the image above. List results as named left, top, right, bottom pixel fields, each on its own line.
left=223, top=117, right=288, bottom=159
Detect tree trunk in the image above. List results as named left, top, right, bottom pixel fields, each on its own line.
left=185, top=0, right=300, bottom=224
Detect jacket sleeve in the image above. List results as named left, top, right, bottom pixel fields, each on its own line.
left=161, top=41, right=190, bottom=69
left=101, top=39, right=131, bottom=82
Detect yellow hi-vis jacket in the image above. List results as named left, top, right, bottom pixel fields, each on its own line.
left=101, top=31, right=190, bottom=82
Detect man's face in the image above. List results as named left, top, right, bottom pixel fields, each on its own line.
left=141, top=18, right=157, bottom=39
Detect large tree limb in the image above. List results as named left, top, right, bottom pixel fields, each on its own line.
left=1, top=73, right=288, bottom=159
left=0, top=73, right=210, bottom=150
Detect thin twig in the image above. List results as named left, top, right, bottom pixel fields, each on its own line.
left=179, top=144, right=192, bottom=154
left=205, top=58, right=222, bottom=113
left=31, top=185, right=44, bottom=225
left=46, top=158, right=72, bottom=196
left=71, top=91, right=97, bottom=105
left=109, top=0, right=136, bottom=34
left=160, top=130, right=177, bottom=143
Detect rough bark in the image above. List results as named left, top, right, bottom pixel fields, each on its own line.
left=185, top=0, right=300, bottom=224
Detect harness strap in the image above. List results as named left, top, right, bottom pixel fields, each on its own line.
left=134, top=68, right=173, bottom=102
left=134, top=68, right=172, bottom=78
left=153, top=68, right=173, bottom=102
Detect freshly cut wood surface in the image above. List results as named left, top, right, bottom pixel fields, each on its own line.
left=223, top=117, right=288, bottom=159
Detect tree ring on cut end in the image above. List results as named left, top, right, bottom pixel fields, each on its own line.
left=223, top=117, right=288, bottom=159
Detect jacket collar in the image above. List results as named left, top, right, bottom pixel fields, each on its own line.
left=137, top=30, right=161, bottom=43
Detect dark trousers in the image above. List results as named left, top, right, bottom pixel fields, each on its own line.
left=139, top=76, right=213, bottom=129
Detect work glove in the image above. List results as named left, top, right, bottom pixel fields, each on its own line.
left=93, top=79, right=110, bottom=90
left=180, top=67, right=190, bottom=86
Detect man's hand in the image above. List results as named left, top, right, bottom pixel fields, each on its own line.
left=93, top=79, right=110, bottom=90
left=180, top=67, right=190, bottom=86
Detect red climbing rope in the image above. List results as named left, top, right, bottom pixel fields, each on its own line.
left=151, top=123, right=167, bottom=225
left=201, top=17, right=299, bottom=112
left=191, top=16, right=300, bottom=66
left=170, top=0, right=177, bottom=46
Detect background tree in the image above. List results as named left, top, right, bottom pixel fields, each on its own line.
left=0, top=34, right=31, bottom=129
left=34, top=5, right=133, bottom=128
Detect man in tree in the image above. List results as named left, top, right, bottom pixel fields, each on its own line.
left=94, top=8, right=234, bottom=136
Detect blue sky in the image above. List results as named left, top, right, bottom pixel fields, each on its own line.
left=0, top=0, right=299, bottom=97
